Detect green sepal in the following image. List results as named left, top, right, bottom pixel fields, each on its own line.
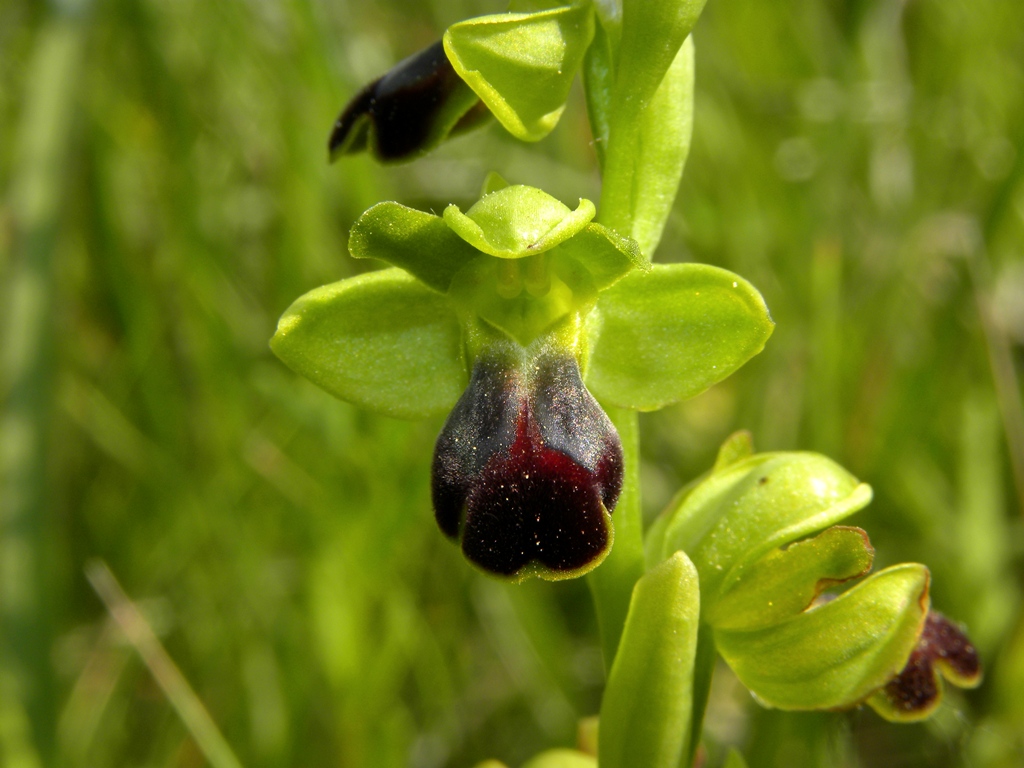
left=520, top=750, right=597, bottom=768
left=706, top=526, right=875, bottom=631
left=599, top=551, right=699, bottom=768
left=443, top=185, right=596, bottom=259
left=444, top=4, right=595, bottom=141
left=715, top=564, right=930, bottom=711
left=348, top=202, right=479, bottom=293
left=659, top=450, right=873, bottom=604
left=270, top=268, right=465, bottom=419
left=585, top=264, right=774, bottom=410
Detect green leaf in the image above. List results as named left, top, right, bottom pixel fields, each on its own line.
left=443, top=185, right=595, bottom=259
left=550, top=223, right=645, bottom=290
left=659, top=451, right=873, bottom=603
left=706, top=526, right=875, bottom=631
left=443, top=4, right=594, bottom=141
left=715, top=564, right=930, bottom=711
left=271, top=268, right=465, bottom=419
left=585, top=264, right=774, bottom=410
left=628, top=35, right=694, bottom=256
left=520, top=750, right=597, bottom=768
left=599, top=551, right=699, bottom=768
left=348, top=202, right=479, bottom=293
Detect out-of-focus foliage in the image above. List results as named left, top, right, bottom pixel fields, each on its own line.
left=0, top=0, right=1021, bottom=767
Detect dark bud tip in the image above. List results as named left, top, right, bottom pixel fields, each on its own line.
left=873, top=610, right=981, bottom=721
left=431, top=349, right=623, bottom=581
left=327, top=40, right=488, bottom=164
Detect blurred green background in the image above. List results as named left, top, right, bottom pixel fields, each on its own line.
left=2, top=0, right=1023, bottom=766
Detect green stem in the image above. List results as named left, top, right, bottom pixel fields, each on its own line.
left=587, top=407, right=645, bottom=671
left=597, top=119, right=638, bottom=236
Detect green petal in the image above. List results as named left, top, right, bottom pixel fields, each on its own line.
left=715, top=564, right=930, bottom=711
left=660, top=451, right=873, bottom=602
left=706, top=526, right=875, bottom=631
left=599, top=552, right=699, bottom=768
left=443, top=4, right=594, bottom=141
left=271, top=268, right=465, bottom=419
left=348, top=202, right=479, bottom=294
left=443, top=185, right=595, bottom=259
left=551, top=223, right=646, bottom=290
left=585, top=264, right=774, bottom=410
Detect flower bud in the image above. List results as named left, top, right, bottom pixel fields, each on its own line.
left=329, top=40, right=490, bottom=163
left=432, top=347, right=623, bottom=581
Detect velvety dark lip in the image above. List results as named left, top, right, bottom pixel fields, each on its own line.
left=328, top=40, right=484, bottom=163
left=432, top=349, right=623, bottom=578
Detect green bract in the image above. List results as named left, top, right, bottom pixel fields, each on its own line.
left=272, top=184, right=773, bottom=418
left=588, top=0, right=705, bottom=252
left=599, top=551, right=699, bottom=768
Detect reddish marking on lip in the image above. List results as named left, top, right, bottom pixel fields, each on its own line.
left=461, top=411, right=612, bottom=576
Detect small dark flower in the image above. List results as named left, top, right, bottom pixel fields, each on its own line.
left=872, top=610, right=982, bottom=721
left=328, top=40, right=490, bottom=163
left=432, top=347, right=623, bottom=580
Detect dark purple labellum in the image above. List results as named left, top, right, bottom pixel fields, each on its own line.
left=328, top=40, right=490, bottom=163
left=876, top=610, right=981, bottom=718
left=432, top=349, right=623, bottom=579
